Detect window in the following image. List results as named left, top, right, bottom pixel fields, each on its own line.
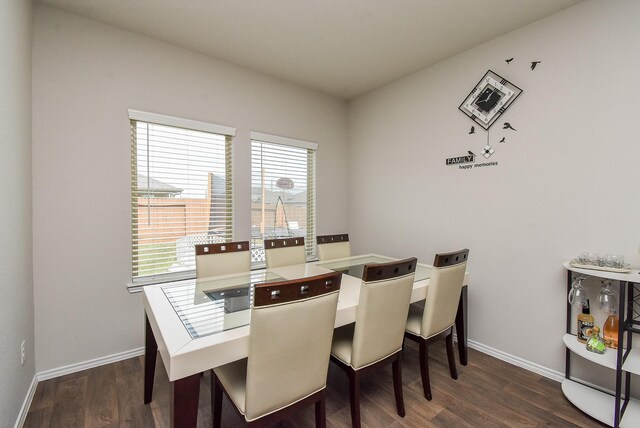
left=129, top=110, right=235, bottom=286
left=250, top=132, right=317, bottom=265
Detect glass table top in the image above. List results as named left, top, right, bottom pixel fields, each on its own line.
left=316, top=255, right=432, bottom=282
left=161, top=271, right=283, bottom=339
left=160, top=256, right=432, bottom=340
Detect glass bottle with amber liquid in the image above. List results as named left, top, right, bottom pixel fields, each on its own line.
left=603, top=310, right=619, bottom=349
left=598, top=280, right=619, bottom=349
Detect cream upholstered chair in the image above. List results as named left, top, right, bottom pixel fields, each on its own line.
left=264, top=237, right=306, bottom=269
left=330, top=258, right=417, bottom=428
left=316, top=234, right=351, bottom=261
left=212, top=272, right=342, bottom=428
left=404, top=249, right=469, bottom=401
left=195, top=241, right=251, bottom=278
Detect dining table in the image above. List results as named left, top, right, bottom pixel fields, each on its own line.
left=142, top=254, right=471, bottom=428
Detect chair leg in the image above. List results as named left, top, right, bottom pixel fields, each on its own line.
left=212, top=371, right=223, bottom=428
left=418, top=339, right=432, bottom=400
left=445, top=331, right=458, bottom=380
left=347, top=368, right=361, bottom=428
left=391, top=356, right=405, bottom=417
left=315, top=395, right=326, bottom=428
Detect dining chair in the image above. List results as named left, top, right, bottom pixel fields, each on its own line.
left=195, top=241, right=251, bottom=278
left=212, top=272, right=342, bottom=428
left=404, top=248, right=469, bottom=400
left=316, top=233, right=351, bottom=261
left=264, top=237, right=306, bottom=269
left=330, top=257, right=417, bottom=428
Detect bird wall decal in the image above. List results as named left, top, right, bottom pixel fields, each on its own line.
left=499, top=137, right=506, bottom=143
left=469, top=126, right=475, bottom=134
left=531, top=61, right=541, bottom=70
left=503, top=122, right=517, bottom=131
left=505, top=57, right=514, bottom=64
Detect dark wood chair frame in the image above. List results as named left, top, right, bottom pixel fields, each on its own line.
left=330, top=258, right=416, bottom=428
left=330, top=351, right=404, bottom=428
left=211, top=272, right=341, bottom=428
left=403, top=248, right=469, bottom=401
left=263, top=237, right=305, bottom=248
left=195, top=240, right=250, bottom=255
left=404, top=328, right=457, bottom=400
left=316, top=233, right=349, bottom=244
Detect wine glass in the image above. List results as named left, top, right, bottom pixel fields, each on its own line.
left=569, top=275, right=588, bottom=307
left=577, top=252, right=590, bottom=264
left=604, top=254, right=614, bottom=268
left=597, top=279, right=617, bottom=314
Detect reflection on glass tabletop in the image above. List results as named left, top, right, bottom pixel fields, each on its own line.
left=161, top=271, right=283, bottom=339
left=316, top=255, right=432, bottom=282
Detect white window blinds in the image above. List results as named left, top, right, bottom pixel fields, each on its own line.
left=130, top=110, right=235, bottom=285
left=250, top=132, right=317, bottom=265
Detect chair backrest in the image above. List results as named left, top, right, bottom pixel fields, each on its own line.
left=195, top=241, right=251, bottom=278
left=245, top=272, right=342, bottom=421
left=421, top=249, right=469, bottom=338
left=264, top=237, right=306, bottom=269
left=351, top=258, right=417, bottom=369
left=316, top=234, right=351, bottom=261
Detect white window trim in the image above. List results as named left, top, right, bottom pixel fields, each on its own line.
left=250, top=131, right=317, bottom=151
left=129, top=109, right=236, bottom=136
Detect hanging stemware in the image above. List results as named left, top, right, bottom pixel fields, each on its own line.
left=568, top=275, right=588, bottom=308
left=597, top=279, right=617, bottom=314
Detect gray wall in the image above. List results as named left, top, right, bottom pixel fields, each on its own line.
left=32, top=4, right=349, bottom=373
left=24, top=0, right=640, bottom=412
left=0, top=0, right=34, bottom=426
left=347, top=0, right=640, bottom=384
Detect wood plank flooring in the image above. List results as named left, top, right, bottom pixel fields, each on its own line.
left=24, top=341, right=606, bottom=427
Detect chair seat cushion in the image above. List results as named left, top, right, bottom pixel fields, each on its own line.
left=331, top=323, right=355, bottom=366
left=213, top=358, right=248, bottom=415
left=405, top=302, right=425, bottom=336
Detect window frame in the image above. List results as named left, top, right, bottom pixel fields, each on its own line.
left=250, top=131, right=317, bottom=267
left=128, top=110, right=236, bottom=288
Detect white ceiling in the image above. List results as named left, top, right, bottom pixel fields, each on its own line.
left=38, top=0, right=584, bottom=100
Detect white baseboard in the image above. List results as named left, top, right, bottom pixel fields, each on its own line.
left=466, top=338, right=565, bottom=383
left=36, top=347, right=145, bottom=382
left=14, top=374, right=37, bottom=428
left=14, top=347, right=145, bottom=428
left=466, top=340, right=617, bottom=395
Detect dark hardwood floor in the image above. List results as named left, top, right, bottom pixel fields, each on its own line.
left=24, top=341, right=605, bottom=427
